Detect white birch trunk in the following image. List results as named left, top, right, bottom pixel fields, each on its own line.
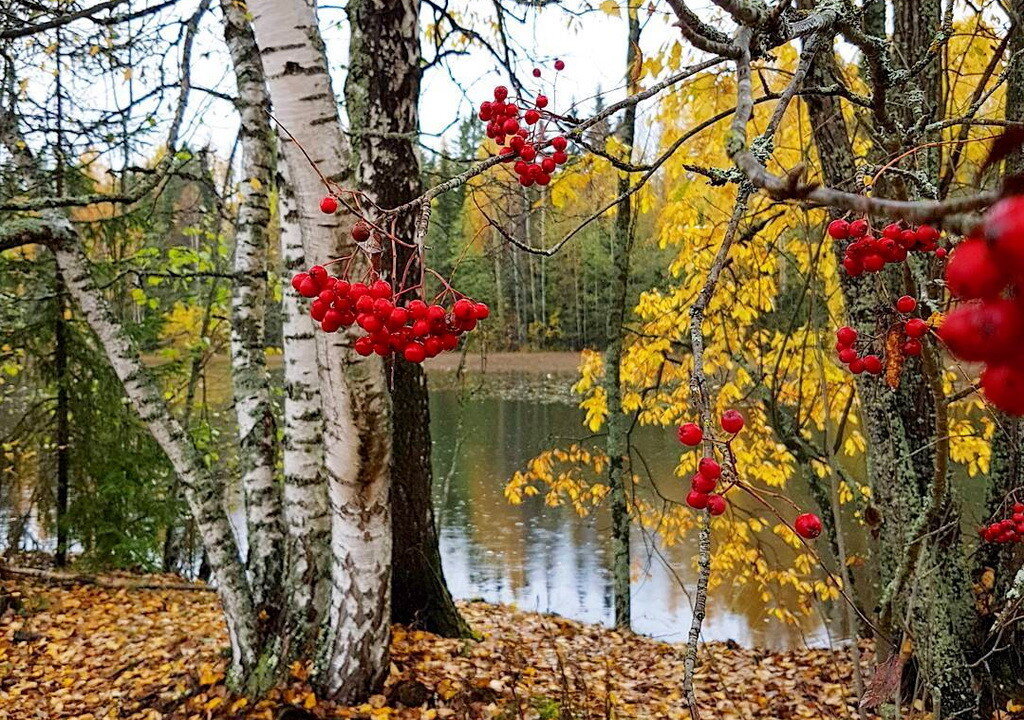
left=248, top=0, right=393, bottom=701
left=278, top=164, right=332, bottom=633
left=45, top=215, right=258, bottom=680
left=221, top=0, right=284, bottom=611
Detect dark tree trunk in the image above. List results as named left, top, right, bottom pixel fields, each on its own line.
left=53, top=267, right=70, bottom=567
left=345, top=0, right=468, bottom=638
left=603, top=7, right=641, bottom=632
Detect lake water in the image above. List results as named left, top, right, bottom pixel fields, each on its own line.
left=3, top=356, right=847, bottom=651
left=427, top=369, right=845, bottom=650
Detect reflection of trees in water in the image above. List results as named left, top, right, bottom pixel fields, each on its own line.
left=429, top=384, right=846, bottom=650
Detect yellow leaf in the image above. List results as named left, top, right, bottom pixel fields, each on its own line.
left=599, top=0, right=620, bottom=16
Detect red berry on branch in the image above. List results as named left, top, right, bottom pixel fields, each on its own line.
left=698, top=457, right=721, bottom=480
left=351, top=221, right=371, bottom=242
left=298, top=277, right=320, bottom=298
left=863, top=355, right=883, bottom=375
left=520, top=145, right=537, bottom=161
left=843, top=256, right=863, bottom=276
left=427, top=305, right=447, bottom=322
left=902, top=339, right=922, bottom=356
left=473, top=302, right=491, bottom=319
left=503, top=118, right=519, bottom=135
left=291, top=273, right=310, bottom=292
left=945, top=237, right=1008, bottom=300
left=848, top=219, right=869, bottom=237
left=827, top=219, right=849, bottom=239
left=453, top=298, right=475, bottom=320
left=905, top=318, right=929, bottom=339
left=494, top=85, right=508, bottom=101
left=984, top=196, right=1024, bottom=274
left=552, top=150, right=569, bottom=165
left=686, top=490, right=709, bottom=510
left=692, top=473, right=717, bottom=494
left=677, top=422, right=703, bottom=446
left=536, top=95, right=549, bottom=108
left=404, top=342, right=427, bottom=364
left=706, top=494, right=728, bottom=516
left=721, top=410, right=744, bottom=434
left=310, top=299, right=329, bottom=322
left=794, top=513, right=823, bottom=539
left=836, top=326, right=857, bottom=345
left=896, top=295, right=917, bottom=313
left=532, top=68, right=541, bottom=77
left=354, top=337, right=373, bottom=356
left=479, top=101, right=493, bottom=121
left=320, top=196, right=339, bottom=214
left=541, top=157, right=556, bottom=173
left=863, top=254, right=885, bottom=273
left=838, top=347, right=858, bottom=364
left=308, top=266, right=328, bottom=284
left=370, top=280, right=393, bottom=299
left=554, top=59, right=565, bottom=70
left=981, top=363, right=1024, bottom=415
left=935, top=247, right=948, bottom=259
left=551, top=136, right=568, bottom=151
left=525, top=109, right=540, bottom=125
left=882, top=223, right=902, bottom=240
left=848, top=358, right=865, bottom=374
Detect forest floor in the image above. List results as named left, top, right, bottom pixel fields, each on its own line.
left=0, top=573, right=873, bottom=720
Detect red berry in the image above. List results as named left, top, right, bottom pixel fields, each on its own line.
left=677, top=422, right=703, bottom=446
left=537, top=172, right=551, bottom=186
left=692, top=473, right=717, bottom=494
left=905, top=318, right=929, bottom=339
left=848, top=219, right=869, bottom=237
left=310, top=299, right=329, bottom=322
left=308, top=266, right=328, bottom=284
left=321, top=309, right=345, bottom=333
left=298, top=277, right=320, bottom=298
left=427, top=305, right=446, bottom=322
left=706, top=494, right=727, bottom=516
left=291, top=273, right=310, bottom=292
left=984, top=196, right=1024, bottom=273
left=411, top=319, right=431, bottom=337
left=551, top=136, right=568, bottom=151
left=827, top=219, right=849, bottom=239
left=493, top=85, right=508, bottom=101
left=935, top=247, right=948, bottom=259
left=981, top=363, right=1024, bottom=415
left=453, top=298, right=475, bottom=320
left=698, top=457, right=721, bottom=480
left=939, top=300, right=1024, bottom=362
left=352, top=221, right=371, bottom=242
left=532, top=68, right=541, bottom=77
left=536, top=95, right=549, bottom=108
left=355, top=294, right=375, bottom=313
left=503, top=118, right=519, bottom=135
left=479, top=101, right=493, bottom=121
left=720, top=410, right=744, bottom=434
left=525, top=109, right=540, bottom=125
left=882, top=223, right=902, bottom=240
left=520, top=145, right=537, bottom=161
left=903, top=339, right=922, bottom=356
left=896, top=296, right=917, bottom=313
left=838, top=347, right=858, bottom=364
left=404, top=342, right=427, bottom=364
left=473, top=302, right=490, bottom=320
left=320, top=196, right=339, bottom=214
left=554, top=59, right=565, bottom=70
left=354, top=337, right=374, bottom=356
left=848, top=358, right=865, bottom=374
left=794, top=513, right=823, bottom=539
left=387, top=307, right=410, bottom=330
left=358, top=314, right=383, bottom=333
left=370, top=280, right=392, bottom=299
left=945, top=237, right=1008, bottom=300
left=842, top=256, right=863, bottom=276
left=863, top=254, right=885, bottom=272
left=863, top=355, right=883, bottom=374
left=552, top=150, right=569, bottom=165
left=686, top=490, right=709, bottom=510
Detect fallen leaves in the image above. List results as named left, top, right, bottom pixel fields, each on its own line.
left=2, top=575, right=875, bottom=719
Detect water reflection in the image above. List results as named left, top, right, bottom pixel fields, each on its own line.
left=429, top=378, right=843, bottom=650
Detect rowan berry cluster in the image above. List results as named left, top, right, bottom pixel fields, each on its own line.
left=291, top=215, right=489, bottom=364
left=675, top=411, right=823, bottom=538
left=980, top=503, right=1024, bottom=544
left=831, top=218, right=946, bottom=276
left=478, top=63, right=572, bottom=187
left=938, top=196, right=1024, bottom=416
left=834, top=295, right=929, bottom=376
